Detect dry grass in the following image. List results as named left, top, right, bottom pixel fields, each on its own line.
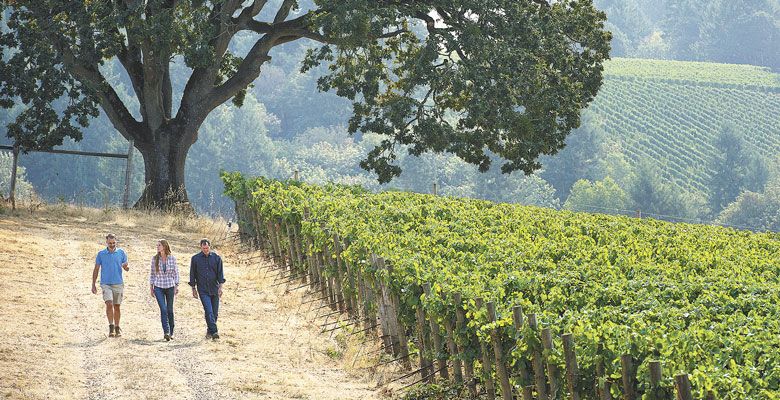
left=0, top=204, right=390, bottom=400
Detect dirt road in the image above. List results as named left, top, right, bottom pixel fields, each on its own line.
left=0, top=207, right=383, bottom=399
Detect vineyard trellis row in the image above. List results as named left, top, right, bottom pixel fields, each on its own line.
left=223, top=172, right=780, bottom=399
left=587, top=58, right=780, bottom=199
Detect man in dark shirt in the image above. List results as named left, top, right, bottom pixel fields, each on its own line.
left=189, top=238, right=225, bottom=339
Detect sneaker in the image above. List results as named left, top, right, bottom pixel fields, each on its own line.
left=212, top=333, right=220, bottom=340
left=205, top=332, right=213, bottom=339
left=114, top=326, right=122, bottom=337
left=164, top=334, right=171, bottom=341
left=108, top=324, right=115, bottom=337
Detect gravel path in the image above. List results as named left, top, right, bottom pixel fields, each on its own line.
left=0, top=209, right=382, bottom=399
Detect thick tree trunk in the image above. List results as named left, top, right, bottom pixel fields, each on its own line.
left=133, top=127, right=195, bottom=211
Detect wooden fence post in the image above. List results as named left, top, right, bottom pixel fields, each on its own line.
left=562, top=334, right=581, bottom=400
left=596, top=343, right=612, bottom=400
left=621, top=354, right=637, bottom=400
left=528, top=314, right=549, bottom=400
left=443, top=310, right=463, bottom=383
left=293, top=223, right=306, bottom=283
left=454, top=293, right=477, bottom=398
left=9, top=143, right=19, bottom=210
left=512, top=306, right=533, bottom=400
left=541, top=328, right=560, bottom=399
left=674, top=374, right=693, bottom=400
left=487, top=302, right=512, bottom=400
left=423, top=283, right=449, bottom=380
left=376, top=257, right=404, bottom=358
left=475, top=298, right=496, bottom=400
left=324, top=244, right=345, bottom=312
left=122, top=140, right=133, bottom=209
left=415, top=295, right=435, bottom=382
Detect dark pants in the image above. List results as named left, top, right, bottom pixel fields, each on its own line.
left=153, top=286, right=175, bottom=335
left=199, top=293, right=219, bottom=335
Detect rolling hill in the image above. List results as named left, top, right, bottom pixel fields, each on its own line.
left=584, top=58, right=780, bottom=195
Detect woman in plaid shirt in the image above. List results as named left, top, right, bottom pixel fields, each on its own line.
left=149, top=239, right=179, bottom=341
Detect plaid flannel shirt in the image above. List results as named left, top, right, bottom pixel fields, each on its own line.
left=149, top=255, right=179, bottom=289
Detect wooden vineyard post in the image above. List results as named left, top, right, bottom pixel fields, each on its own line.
left=674, top=374, right=693, bottom=400
left=648, top=361, right=663, bottom=400
left=443, top=308, right=463, bottom=383
left=528, top=314, right=549, bottom=400
left=323, top=245, right=345, bottom=313
left=475, top=298, right=496, bottom=400
left=596, top=343, right=612, bottom=400
left=358, top=271, right=373, bottom=332
left=266, top=220, right=281, bottom=266
left=511, top=306, right=533, bottom=400
left=562, top=334, right=581, bottom=400
left=423, top=283, right=449, bottom=380
left=454, top=293, right=477, bottom=398
left=331, top=234, right=352, bottom=313
left=384, top=260, right=411, bottom=369
left=705, top=391, right=715, bottom=400
left=335, top=234, right=358, bottom=319
left=541, top=328, right=560, bottom=399
left=370, top=257, right=393, bottom=353
left=376, top=257, right=406, bottom=358
left=415, top=294, right=435, bottom=383
left=284, top=222, right=299, bottom=279
left=251, top=213, right=264, bottom=252
left=317, top=252, right=336, bottom=310
left=621, top=354, right=637, bottom=400
left=293, top=223, right=306, bottom=283
left=275, top=218, right=288, bottom=270
left=486, top=302, right=512, bottom=400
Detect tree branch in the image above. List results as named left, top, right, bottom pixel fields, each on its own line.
left=273, top=0, right=296, bottom=23
left=56, top=42, right=144, bottom=142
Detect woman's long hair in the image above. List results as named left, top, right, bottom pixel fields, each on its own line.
left=154, top=239, right=172, bottom=273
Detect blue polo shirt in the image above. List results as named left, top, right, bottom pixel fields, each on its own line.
left=95, top=248, right=127, bottom=285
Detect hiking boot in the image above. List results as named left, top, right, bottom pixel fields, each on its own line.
left=164, top=334, right=171, bottom=341
left=211, top=333, right=220, bottom=340
left=114, top=326, right=122, bottom=337
left=108, top=324, right=115, bottom=337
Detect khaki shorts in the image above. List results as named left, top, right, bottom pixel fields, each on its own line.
left=101, top=284, right=124, bottom=305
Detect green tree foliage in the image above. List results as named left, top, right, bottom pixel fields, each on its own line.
left=0, top=0, right=611, bottom=208
left=539, top=117, right=607, bottom=200
left=0, top=151, right=34, bottom=201
left=716, top=184, right=780, bottom=231
left=628, top=160, right=706, bottom=220
left=563, top=177, right=630, bottom=213
left=664, top=0, right=780, bottom=70
left=708, top=124, right=768, bottom=215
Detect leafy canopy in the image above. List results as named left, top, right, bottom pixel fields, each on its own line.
left=1, top=0, right=610, bottom=182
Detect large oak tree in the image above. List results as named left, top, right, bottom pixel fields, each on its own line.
left=0, top=0, right=610, bottom=208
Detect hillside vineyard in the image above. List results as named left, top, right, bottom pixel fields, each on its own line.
left=223, top=172, right=780, bottom=398
left=588, top=58, right=780, bottom=196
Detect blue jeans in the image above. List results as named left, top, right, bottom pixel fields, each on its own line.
left=153, top=286, right=175, bottom=335
left=199, top=293, right=219, bottom=335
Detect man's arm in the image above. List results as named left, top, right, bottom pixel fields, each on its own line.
left=121, top=249, right=129, bottom=271
left=91, top=264, right=100, bottom=294
left=189, top=256, right=198, bottom=298
left=216, top=255, right=226, bottom=298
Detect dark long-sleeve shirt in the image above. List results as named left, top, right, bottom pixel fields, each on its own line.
left=189, top=251, right=225, bottom=295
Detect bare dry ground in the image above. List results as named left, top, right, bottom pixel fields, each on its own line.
left=0, top=205, right=397, bottom=400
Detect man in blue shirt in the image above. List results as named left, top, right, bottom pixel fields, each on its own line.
left=91, top=233, right=129, bottom=337
left=189, top=238, right=225, bottom=339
